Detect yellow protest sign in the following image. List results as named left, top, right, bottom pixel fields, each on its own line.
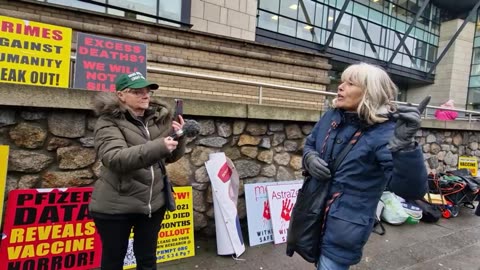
left=0, top=16, right=72, bottom=88
left=458, top=156, right=478, bottom=176
left=0, top=145, right=9, bottom=227
left=123, top=186, right=195, bottom=268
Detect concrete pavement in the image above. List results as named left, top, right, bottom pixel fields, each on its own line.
left=158, top=206, right=480, bottom=270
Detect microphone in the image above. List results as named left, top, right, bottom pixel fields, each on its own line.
left=172, top=119, right=200, bottom=140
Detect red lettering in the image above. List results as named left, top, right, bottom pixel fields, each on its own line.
left=1, top=21, right=13, bottom=32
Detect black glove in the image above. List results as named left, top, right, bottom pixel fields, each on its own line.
left=303, top=152, right=331, bottom=181
left=388, top=96, right=430, bottom=152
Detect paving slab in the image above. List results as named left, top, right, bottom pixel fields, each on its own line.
left=157, top=207, right=480, bottom=270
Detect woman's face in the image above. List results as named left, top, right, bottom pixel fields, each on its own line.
left=118, top=87, right=152, bottom=115
left=336, top=80, right=364, bottom=112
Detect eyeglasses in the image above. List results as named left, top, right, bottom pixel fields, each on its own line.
left=124, top=88, right=154, bottom=97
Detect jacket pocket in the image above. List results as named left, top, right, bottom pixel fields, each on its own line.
left=118, top=175, right=133, bottom=195
left=323, top=208, right=374, bottom=250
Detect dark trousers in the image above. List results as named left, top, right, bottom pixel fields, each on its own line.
left=92, top=207, right=166, bottom=270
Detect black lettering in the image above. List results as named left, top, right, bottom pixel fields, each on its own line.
left=58, top=192, right=69, bottom=203
left=13, top=207, right=36, bottom=225
left=77, top=204, right=90, bottom=220
left=38, top=206, right=59, bottom=223
left=37, top=257, right=49, bottom=270
left=16, top=194, right=33, bottom=206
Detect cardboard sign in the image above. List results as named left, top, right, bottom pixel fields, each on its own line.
left=244, top=180, right=302, bottom=246
left=458, top=156, right=478, bottom=176
left=0, top=16, right=72, bottom=87
left=73, top=33, right=147, bottom=92
left=123, top=186, right=195, bottom=268
left=0, top=188, right=101, bottom=270
left=267, top=183, right=302, bottom=244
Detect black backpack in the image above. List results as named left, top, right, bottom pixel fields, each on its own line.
left=414, top=199, right=441, bottom=223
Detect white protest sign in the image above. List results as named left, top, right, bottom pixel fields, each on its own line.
left=205, top=153, right=245, bottom=257
left=267, top=183, right=302, bottom=244
left=244, top=180, right=302, bottom=246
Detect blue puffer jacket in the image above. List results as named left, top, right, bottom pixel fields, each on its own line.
left=304, top=109, right=427, bottom=266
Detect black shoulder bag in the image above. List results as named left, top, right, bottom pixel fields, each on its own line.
left=286, top=129, right=363, bottom=264
left=159, top=161, right=176, bottom=212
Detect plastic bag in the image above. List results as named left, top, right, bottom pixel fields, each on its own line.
left=380, top=191, right=409, bottom=225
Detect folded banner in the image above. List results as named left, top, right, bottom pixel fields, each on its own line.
left=205, top=153, right=245, bottom=257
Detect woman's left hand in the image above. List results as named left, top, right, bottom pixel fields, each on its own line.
left=172, top=115, right=185, bottom=133
left=388, top=96, right=430, bottom=152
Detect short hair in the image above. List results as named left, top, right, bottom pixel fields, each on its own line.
left=332, top=63, right=398, bottom=125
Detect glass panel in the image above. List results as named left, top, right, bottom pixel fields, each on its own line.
left=471, top=64, right=480, bottom=76
left=370, top=0, right=384, bottom=11
left=326, top=9, right=335, bottom=29
left=470, top=76, right=480, bottom=88
left=333, top=34, right=349, bottom=50
left=107, top=8, right=124, bottom=16
left=353, top=2, right=368, bottom=19
left=109, top=0, right=157, bottom=15
left=260, top=0, right=280, bottom=13
left=365, top=44, right=379, bottom=58
left=297, top=22, right=315, bottom=41
left=298, top=0, right=315, bottom=23
left=258, top=11, right=279, bottom=32
left=351, top=18, right=365, bottom=41
left=369, top=9, right=383, bottom=24
left=468, top=88, right=480, bottom=106
left=368, top=22, right=381, bottom=44
left=314, top=3, right=324, bottom=27
left=474, top=37, right=480, bottom=47
left=473, top=48, right=480, bottom=65
left=313, top=27, right=323, bottom=43
left=278, top=16, right=297, bottom=36
left=393, top=52, right=402, bottom=65
left=402, top=54, right=412, bottom=68
left=404, top=36, right=414, bottom=54
left=47, top=0, right=106, bottom=12
left=280, top=0, right=299, bottom=19
left=414, top=40, right=427, bottom=59
left=337, top=13, right=351, bottom=35
left=159, top=0, right=181, bottom=21
left=350, top=39, right=366, bottom=55
left=427, top=44, right=437, bottom=62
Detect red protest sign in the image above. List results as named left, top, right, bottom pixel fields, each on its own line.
left=0, top=188, right=101, bottom=270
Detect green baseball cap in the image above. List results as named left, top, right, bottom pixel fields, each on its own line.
left=115, top=72, right=159, bottom=91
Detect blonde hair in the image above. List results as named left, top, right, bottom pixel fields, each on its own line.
left=332, top=63, right=397, bottom=125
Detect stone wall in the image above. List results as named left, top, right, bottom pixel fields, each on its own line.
left=2, top=106, right=480, bottom=235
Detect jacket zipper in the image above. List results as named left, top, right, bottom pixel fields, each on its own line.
left=141, top=121, right=155, bottom=218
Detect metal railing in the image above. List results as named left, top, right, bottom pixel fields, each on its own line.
left=69, top=56, right=480, bottom=122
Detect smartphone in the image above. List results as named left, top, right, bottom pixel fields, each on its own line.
left=174, top=99, right=183, bottom=121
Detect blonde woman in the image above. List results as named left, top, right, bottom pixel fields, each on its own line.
left=90, top=72, right=186, bottom=270
left=303, top=63, right=428, bottom=269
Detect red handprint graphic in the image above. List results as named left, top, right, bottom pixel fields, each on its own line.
left=280, top=198, right=293, bottom=222
left=263, top=201, right=271, bottom=220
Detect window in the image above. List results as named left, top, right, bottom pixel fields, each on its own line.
left=280, top=0, right=299, bottom=19
left=260, top=0, right=280, bottom=13
left=256, top=0, right=440, bottom=71
left=258, top=11, right=279, bottom=32
left=36, top=0, right=189, bottom=26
